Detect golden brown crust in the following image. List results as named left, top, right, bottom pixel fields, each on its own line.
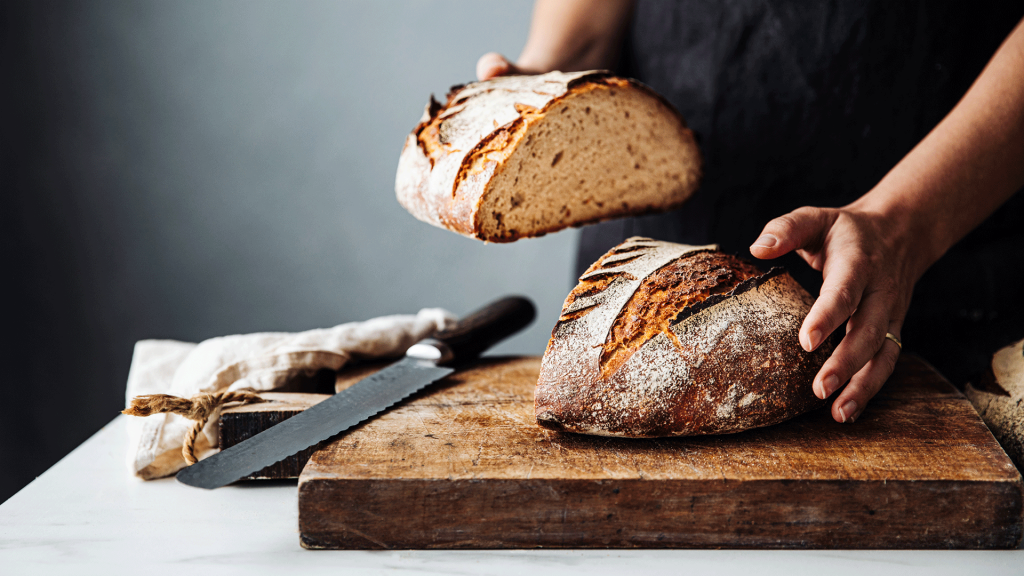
left=419, top=76, right=623, bottom=238
left=415, top=76, right=631, bottom=170
left=535, top=238, right=833, bottom=438
left=600, top=252, right=763, bottom=378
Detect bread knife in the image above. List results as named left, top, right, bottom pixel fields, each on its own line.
left=176, top=295, right=536, bottom=489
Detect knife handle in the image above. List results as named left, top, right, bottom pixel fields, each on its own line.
left=433, top=296, right=536, bottom=364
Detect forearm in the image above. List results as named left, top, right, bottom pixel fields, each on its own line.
left=854, top=17, right=1024, bottom=277
left=516, top=0, right=634, bottom=73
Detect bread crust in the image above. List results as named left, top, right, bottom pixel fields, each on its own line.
left=395, top=71, right=702, bottom=242
left=535, top=237, right=833, bottom=437
left=965, top=338, right=1024, bottom=473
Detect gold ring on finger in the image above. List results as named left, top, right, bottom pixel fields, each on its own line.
left=885, top=332, right=902, bottom=351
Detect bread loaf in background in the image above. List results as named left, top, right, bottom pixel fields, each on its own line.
left=535, top=237, right=833, bottom=437
left=395, top=71, right=702, bottom=242
left=966, top=338, right=1024, bottom=473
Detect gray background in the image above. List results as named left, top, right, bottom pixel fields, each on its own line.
left=2, top=0, right=578, bottom=502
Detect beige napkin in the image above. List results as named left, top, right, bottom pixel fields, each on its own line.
left=124, top=308, right=455, bottom=479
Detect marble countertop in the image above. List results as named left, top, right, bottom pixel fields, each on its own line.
left=1, top=416, right=1021, bottom=575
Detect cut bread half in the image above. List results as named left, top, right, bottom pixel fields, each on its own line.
left=395, top=71, right=703, bottom=242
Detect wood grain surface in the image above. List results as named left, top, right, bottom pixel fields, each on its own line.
left=296, top=355, right=1022, bottom=549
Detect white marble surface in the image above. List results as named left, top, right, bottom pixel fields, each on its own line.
left=1, top=416, right=1021, bottom=575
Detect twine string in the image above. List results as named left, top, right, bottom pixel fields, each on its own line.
left=123, top=389, right=265, bottom=465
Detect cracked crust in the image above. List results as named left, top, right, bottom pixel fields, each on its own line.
left=535, top=237, right=833, bottom=437
left=395, top=71, right=703, bottom=242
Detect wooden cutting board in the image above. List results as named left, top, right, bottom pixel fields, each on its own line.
left=296, top=355, right=1023, bottom=550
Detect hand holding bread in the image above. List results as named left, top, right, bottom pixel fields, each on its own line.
left=751, top=16, right=1024, bottom=421
left=750, top=206, right=920, bottom=424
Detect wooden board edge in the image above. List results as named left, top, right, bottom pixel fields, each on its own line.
left=297, top=477, right=1024, bottom=550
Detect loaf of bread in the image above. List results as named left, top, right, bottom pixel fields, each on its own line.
left=395, top=71, right=702, bottom=242
left=535, top=237, right=833, bottom=437
left=965, top=338, right=1024, bottom=473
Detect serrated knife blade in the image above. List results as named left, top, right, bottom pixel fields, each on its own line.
left=175, top=356, right=452, bottom=489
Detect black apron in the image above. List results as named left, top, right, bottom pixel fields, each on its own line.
left=578, top=0, right=1024, bottom=386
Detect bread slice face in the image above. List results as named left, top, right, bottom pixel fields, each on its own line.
left=535, top=237, right=833, bottom=437
left=396, top=71, right=702, bottom=242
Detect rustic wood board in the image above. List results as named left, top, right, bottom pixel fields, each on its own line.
left=297, top=355, right=1023, bottom=550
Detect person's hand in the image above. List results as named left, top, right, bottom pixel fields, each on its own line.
left=747, top=17, right=1024, bottom=423
left=749, top=205, right=926, bottom=424
left=476, top=53, right=540, bottom=81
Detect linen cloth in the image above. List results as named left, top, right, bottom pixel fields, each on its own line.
left=124, top=308, right=455, bottom=479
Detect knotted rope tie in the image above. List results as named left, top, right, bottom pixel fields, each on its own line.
left=123, top=389, right=265, bottom=465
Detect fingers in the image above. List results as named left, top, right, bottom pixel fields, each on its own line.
left=830, top=325, right=902, bottom=423
left=811, top=286, right=893, bottom=399
left=752, top=205, right=912, bottom=424
left=800, top=249, right=872, bottom=352
left=749, top=207, right=836, bottom=261
left=476, top=52, right=519, bottom=81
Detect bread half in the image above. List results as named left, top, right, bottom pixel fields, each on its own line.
left=536, top=237, right=832, bottom=437
left=396, top=71, right=702, bottom=242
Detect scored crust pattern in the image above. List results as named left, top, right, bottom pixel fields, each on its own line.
left=397, top=71, right=604, bottom=235
left=600, top=251, right=763, bottom=378
left=536, top=237, right=833, bottom=437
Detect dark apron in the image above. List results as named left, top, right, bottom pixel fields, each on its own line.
left=578, top=0, right=1024, bottom=385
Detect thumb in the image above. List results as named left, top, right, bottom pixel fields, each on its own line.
left=750, top=207, right=836, bottom=260
left=476, top=52, right=520, bottom=81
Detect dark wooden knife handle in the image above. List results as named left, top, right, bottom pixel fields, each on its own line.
left=433, top=296, right=536, bottom=364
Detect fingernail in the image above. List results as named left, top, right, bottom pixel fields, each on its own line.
left=822, top=374, right=839, bottom=397
left=805, top=329, right=821, bottom=351
left=838, top=399, right=858, bottom=424
left=813, top=381, right=825, bottom=400
left=751, top=234, right=778, bottom=249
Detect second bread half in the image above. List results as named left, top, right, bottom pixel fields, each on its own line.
left=395, top=71, right=702, bottom=242
left=535, top=237, right=833, bottom=437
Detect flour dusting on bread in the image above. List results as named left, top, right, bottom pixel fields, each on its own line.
left=536, top=238, right=832, bottom=437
